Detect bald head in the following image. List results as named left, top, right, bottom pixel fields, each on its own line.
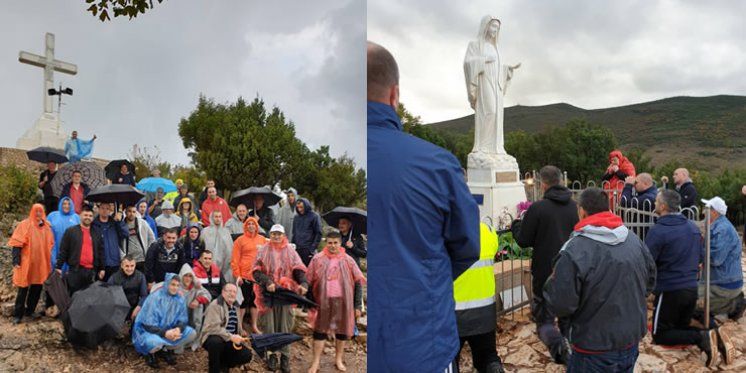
left=673, top=168, right=690, bottom=186
left=367, top=41, right=400, bottom=108
left=635, top=173, right=653, bottom=192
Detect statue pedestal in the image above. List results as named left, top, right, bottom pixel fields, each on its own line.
left=16, top=113, right=67, bottom=150
left=467, top=152, right=527, bottom=225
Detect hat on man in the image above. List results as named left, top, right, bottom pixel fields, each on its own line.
left=702, top=197, right=727, bottom=215
left=269, top=224, right=285, bottom=234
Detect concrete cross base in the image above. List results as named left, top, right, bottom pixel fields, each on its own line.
left=16, top=113, right=67, bottom=150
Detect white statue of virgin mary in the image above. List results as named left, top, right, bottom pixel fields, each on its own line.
left=464, top=15, right=520, bottom=156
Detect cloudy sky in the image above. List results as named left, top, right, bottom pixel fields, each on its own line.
left=0, top=1, right=365, bottom=167
left=368, top=1, right=746, bottom=123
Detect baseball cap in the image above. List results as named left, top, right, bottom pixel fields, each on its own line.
left=269, top=224, right=285, bottom=234
left=702, top=197, right=727, bottom=215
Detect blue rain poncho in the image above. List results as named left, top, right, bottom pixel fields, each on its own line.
left=46, top=197, right=80, bottom=272
left=132, top=273, right=195, bottom=355
left=64, top=137, right=95, bottom=163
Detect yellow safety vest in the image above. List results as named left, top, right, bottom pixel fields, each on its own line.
left=453, top=222, right=498, bottom=311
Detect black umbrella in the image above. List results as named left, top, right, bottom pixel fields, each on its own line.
left=44, top=270, right=71, bottom=315
left=250, top=333, right=302, bottom=354
left=262, top=286, right=318, bottom=309
left=26, top=146, right=68, bottom=164
left=230, top=186, right=282, bottom=208
left=63, top=282, right=130, bottom=348
left=86, top=184, right=145, bottom=207
left=323, top=207, right=367, bottom=235
left=51, top=162, right=107, bottom=197
left=104, top=159, right=135, bottom=181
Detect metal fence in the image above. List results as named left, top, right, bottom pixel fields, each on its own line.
left=496, top=170, right=714, bottom=318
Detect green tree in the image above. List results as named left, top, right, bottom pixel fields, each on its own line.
left=0, top=166, right=37, bottom=215
left=85, top=0, right=164, bottom=21
left=398, top=103, right=448, bottom=149
left=293, top=147, right=367, bottom=213
left=178, top=96, right=309, bottom=193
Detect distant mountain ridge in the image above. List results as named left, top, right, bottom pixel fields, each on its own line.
left=427, top=95, right=746, bottom=169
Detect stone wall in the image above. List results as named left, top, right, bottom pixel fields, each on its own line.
left=0, top=147, right=109, bottom=171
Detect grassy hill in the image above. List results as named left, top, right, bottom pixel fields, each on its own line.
left=428, top=95, right=746, bottom=170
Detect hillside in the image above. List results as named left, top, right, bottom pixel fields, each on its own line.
left=428, top=95, right=746, bottom=169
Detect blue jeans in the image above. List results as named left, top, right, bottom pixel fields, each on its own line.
left=567, top=345, right=638, bottom=373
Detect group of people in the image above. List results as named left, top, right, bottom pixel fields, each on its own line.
left=11, top=169, right=368, bottom=372
left=368, top=41, right=745, bottom=373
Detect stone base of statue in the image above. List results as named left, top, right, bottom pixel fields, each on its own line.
left=16, top=113, right=67, bottom=150
left=467, top=151, right=527, bottom=225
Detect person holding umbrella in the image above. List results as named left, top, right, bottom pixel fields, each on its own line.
left=132, top=273, right=196, bottom=368
left=92, top=202, right=128, bottom=281
left=39, top=162, right=59, bottom=213
left=251, top=195, right=275, bottom=233
left=307, top=230, right=366, bottom=373
left=110, top=162, right=136, bottom=186
left=252, top=224, right=309, bottom=372
left=201, top=283, right=253, bottom=373
left=292, top=198, right=323, bottom=267
left=55, top=205, right=105, bottom=296
left=9, top=204, right=55, bottom=324
left=339, top=215, right=367, bottom=268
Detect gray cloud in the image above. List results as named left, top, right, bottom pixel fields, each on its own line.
left=0, top=1, right=365, bottom=167
left=368, top=0, right=746, bottom=121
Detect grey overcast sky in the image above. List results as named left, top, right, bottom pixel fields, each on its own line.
left=0, top=1, right=365, bottom=167
left=368, top=1, right=746, bottom=123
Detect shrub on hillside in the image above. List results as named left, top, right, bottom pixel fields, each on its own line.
left=0, top=165, right=38, bottom=215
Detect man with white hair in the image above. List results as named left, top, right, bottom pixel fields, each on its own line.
left=673, top=168, right=698, bottom=210
left=701, top=197, right=746, bottom=323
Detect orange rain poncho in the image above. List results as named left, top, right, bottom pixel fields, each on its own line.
left=231, top=217, right=267, bottom=281
left=9, top=204, right=54, bottom=288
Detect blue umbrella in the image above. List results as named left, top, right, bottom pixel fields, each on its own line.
left=136, top=177, right=177, bottom=193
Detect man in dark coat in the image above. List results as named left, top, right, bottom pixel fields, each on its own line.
left=338, top=216, right=367, bottom=268
left=144, top=228, right=187, bottom=287
left=511, top=165, right=578, bottom=365
left=291, top=198, right=322, bottom=266
left=621, top=173, right=658, bottom=211
left=645, top=190, right=721, bottom=367
left=38, top=161, right=58, bottom=213
left=108, top=254, right=148, bottom=320
left=544, top=188, right=656, bottom=372
left=673, top=168, right=698, bottom=219
left=56, top=206, right=105, bottom=295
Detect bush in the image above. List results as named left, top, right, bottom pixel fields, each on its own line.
left=0, top=166, right=38, bottom=215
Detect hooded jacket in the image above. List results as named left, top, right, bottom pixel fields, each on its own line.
left=368, top=101, right=480, bottom=373
left=121, top=215, right=156, bottom=264
left=136, top=199, right=158, bottom=237
left=544, top=212, right=656, bottom=351
left=192, top=258, right=225, bottom=300
left=9, top=204, right=54, bottom=287
left=92, top=211, right=129, bottom=268
left=47, top=197, right=80, bottom=271
left=291, top=198, right=322, bottom=256
left=176, top=197, right=200, bottom=232
left=178, top=223, right=205, bottom=263
left=276, top=188, right=298, bottom=241
left=132, top=273, right=195, bottom=355
left=202, top=211, right=234, bottom=281
left=602, top=150, right=636, bottom=190
left=200, top=195, right=231, bottom=227
left=231, top=217, right=267, bottom=281
left=512, top=185, right=578, bottom=300
left=644, top=213, right=703, bottom=292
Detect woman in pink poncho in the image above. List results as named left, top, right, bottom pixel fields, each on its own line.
left=306, top=230, right=366, bottom=373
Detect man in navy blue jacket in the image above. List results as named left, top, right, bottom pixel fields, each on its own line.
left=93, top=202, right=129, bottom=281
left=645, top=190, right=723, bottom=367
left=367, top=41, right=480, bottom=373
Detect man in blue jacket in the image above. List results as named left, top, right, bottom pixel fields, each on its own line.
left=701, top=197, right=746, bottom=321
left=93, top=202, right=129, bottom=281
left=367, top=41, right=480, bottom=373
left=645, top=190, right=720, bottom=367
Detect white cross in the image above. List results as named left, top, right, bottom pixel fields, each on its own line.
left=19, top=33, right=78, bottom=115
